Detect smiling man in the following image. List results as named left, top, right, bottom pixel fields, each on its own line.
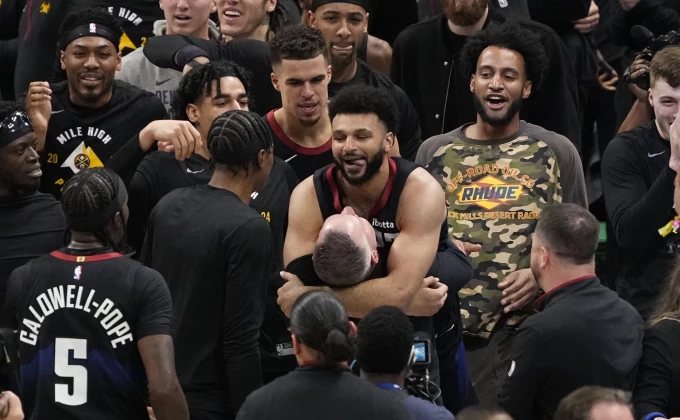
left=24, top=8, right=167, bottom=200
left=217, top=0, right=300, bottom=41
left=116, top=0, right=222, bottom=111
left=417, top=21, right=586, bottom=406
left=0, top=101, right=65, bottom=315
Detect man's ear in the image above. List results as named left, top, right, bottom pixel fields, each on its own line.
left=540, top=246, right=550, bottom=269
left=384, top=132, right=396, bottom=152
left=60, top=51, right=66, bottom=70
left=265, top=0, right=276, bottom=13
left=271, top=72, right=280, bottom=92
left=308, top=10, right=316, bottom=28
left=370, top=249, right=379, bottom=265
left=470, top=74, right=476, bottom=93
left=522, top=80, right=532, bottom=99
left=348, top=321, right=357, bottom=336
left=116, top=51, right=123, bottom=72
left=648, top=89, right=654, bottom=108
left=186, top=103, right=201, bottom=124
left=291, top=333, right=302, bottom=356
left=364, top=12, right=369, bottom=33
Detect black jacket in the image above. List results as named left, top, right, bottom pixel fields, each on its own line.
left=633, top=319, right=680, bottom=420
left=236, top=365, right=414, bottom=420
left=498, top=276, right=644, bottom=420
left=391, top=10, right=580, bottom=148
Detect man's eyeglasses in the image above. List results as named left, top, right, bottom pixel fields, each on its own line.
left=0, top=111, right=32, bottom=135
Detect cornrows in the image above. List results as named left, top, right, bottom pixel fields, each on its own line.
left=61, top=168, right=127, bottom=253
left=207, top=110, right=273, bottom=174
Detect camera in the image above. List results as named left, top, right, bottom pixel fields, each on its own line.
left=404, top=334, right=441, bottom=403
left=624, top=25, right=680, bottom=90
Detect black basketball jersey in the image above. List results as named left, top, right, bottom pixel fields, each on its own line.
left=313, top=157, right=449, bottom=278
left=313, top=158, right=448, bottom=336
left=265, top=111, right=333, bottom=181
left=3, top=249, right=172, bottom=420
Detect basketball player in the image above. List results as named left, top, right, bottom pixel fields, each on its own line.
left=2, top=167, right=188, bottom=420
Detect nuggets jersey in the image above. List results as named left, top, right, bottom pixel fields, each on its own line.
left=313, top=157, right=449, bottom=334
left=4, top=249, right=172, bottom=420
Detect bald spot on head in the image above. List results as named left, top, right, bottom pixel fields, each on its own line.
left=588, top=402, right=634, bottom=420
left=318, top=212, right=376, bottom=251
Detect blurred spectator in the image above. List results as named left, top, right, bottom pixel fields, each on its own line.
left=216, top=0, right=297, bottom=42
left=392, top=0, right=580, bottom=147
left=0, top=0, right=24, bottom=101
left=498, top=204, right=644, bottom=420
left=418, top=0, right=530, bottom=20
left=236, top=291, right=412, bottom=420
left=602, top=46, right=680, bottom=319
left=555, top=387, right=635, bottom=420
left=116, top=0, right=221, bottom=111
left=357, top=305, right=455, bottom=420
left=633, top=256, right=680, bottom=420
left=457, top=406, right=513, bottom=420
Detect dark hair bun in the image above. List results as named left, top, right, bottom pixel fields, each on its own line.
left=320, top=328, right=352, bottom=365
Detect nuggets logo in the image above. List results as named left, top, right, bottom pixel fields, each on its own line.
left=61, top=141, right=104, bottom=174
left=458, top=175, right=523, bottom=210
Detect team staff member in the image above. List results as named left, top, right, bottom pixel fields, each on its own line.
left=417, top=22, right=586, bottom=405
left=307, top=0, right=422, bottom=161
left=141, top=111, right=274, bottom=419
left=392, top=0, right=579, bottom=146
left=265, top=25, right=334, bottom=180
left=116, top=0, right=222, bottom=111
left=602, top=46, right=680, bottom=319
left=499, top=204, right=643, bottom=420
left=0, top=102, right=64, bottom=312
left=2, top=167, right=189, bottom=420
left=14, top=0, right=164, bottom=98
left=24, top=9, right=167, bottom=200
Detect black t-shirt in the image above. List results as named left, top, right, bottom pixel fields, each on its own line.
left=140, top=185, right=272, bottom=416
left=327, top=60, right=422, bottom=161
left=3, top=247, right=172, bottom=420
left=265, top=110, right=333, bottom=181
left=39, top=80, right=167, bottom=199
left=602, top=120, right=678, bottom=319
left=0, top=192, right=65, bottom=314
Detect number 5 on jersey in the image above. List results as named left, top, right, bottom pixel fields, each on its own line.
left=54, top=338, right=87, bottom=406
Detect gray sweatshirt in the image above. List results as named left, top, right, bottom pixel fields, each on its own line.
left=116, top=20, right=221, bottom=113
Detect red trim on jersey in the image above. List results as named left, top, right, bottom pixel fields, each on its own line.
left=326, top=158, right=397, bottom=218
left=267, top=110, right=332, bottom=155
left=50, top=250, right=124, bottom=262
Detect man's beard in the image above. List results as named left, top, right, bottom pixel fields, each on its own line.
left=334, top=149, right=384, bottom=186
left=442, top=0, right=489, bottom=26
left=472, top=94, right=523, bottom=127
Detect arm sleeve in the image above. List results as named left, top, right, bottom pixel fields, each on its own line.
left=498, top=326, right=544, bottom=420
left=427, top=239, right=473, bottom=293
left=548, top=133, right=588, bottom=207
left=143, top=35, right=222, bottom=71
left=223, top=218, right=272, bottom=413
left=133, top=267, right=173, bottom=338
left=393, top=85, right=422, bottom=162
left=601, top=137, right=675, bottom=249
left=105, top=134, right=152, bottom=185
left=633, top=322, right=677, bottom=418
left=523, top=29, right=581, bottom=149
left=285, top=254, right=325, bottom=286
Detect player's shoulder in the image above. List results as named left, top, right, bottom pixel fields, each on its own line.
left=522, top=122, right=578, bottom=155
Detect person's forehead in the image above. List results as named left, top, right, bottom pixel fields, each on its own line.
left=652, top=79, right=680, bottom=97
left=477, top=46, right=524, bottom=70
left=316, top=3, right=366, bottom=14
left=68, top=36, right=116, bottom=50
left=332, top=113, right=381, bottom=130
left=279, top=55, right=327, bottom=74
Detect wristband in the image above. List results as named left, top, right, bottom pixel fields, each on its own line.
left=175, top=45, right=209, bottom=67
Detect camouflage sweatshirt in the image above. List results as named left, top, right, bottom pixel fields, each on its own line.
left=417, top=121, right=587, bottom=339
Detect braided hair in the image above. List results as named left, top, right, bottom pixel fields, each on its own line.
left=207, top=110, right=273, bottom=174
left=170, top=61, right=253, bottom=120
left=61, top=168, right=130, bottom=254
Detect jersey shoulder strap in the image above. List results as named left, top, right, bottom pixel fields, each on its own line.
left=313, top=163, right=338, bottom=220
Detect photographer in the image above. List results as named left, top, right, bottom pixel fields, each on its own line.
left=357, top=305, right=454, bottom=420
left=602, top=45, right=680, bottom=319
left=237, top=291, right=411, bottom=420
